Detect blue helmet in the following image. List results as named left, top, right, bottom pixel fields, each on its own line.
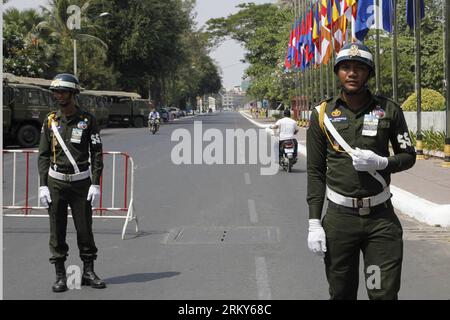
left=334, top=43, right=375, bottom=78
left=49, top=73, right=81, bottom=93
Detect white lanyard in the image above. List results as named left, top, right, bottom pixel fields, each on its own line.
left=51, top=121, right=80, bottom=174
left=315, top=105, right=387, bottom=189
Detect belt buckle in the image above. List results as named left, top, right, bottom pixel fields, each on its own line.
left=354, top=197, right=371, bottom=216
left=63, top=174, right=72, bottom=182
left=358, top=207, right=371, bottom=216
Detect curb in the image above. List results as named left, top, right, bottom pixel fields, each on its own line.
left=239, top=111, right=450, bottom=227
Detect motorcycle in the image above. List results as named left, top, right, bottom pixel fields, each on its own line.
left=279, top=139, right=297, bottom=172
left=148, top=118, right=160, bottom=134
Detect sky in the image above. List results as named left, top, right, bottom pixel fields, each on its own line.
left=4, top=0, right=276, bottom=90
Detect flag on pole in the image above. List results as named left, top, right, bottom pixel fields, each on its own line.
left=321, top=0, right=329, bottom=27
left=332, top=14, right=347, bottom=53
left=285, top=25, right=294, bottom=69
left=406, top=0, right=425, bottom=29
left=306, top=6, right=315, bottom=66
left=313, top=1, right=322, bottom=64
left=320, top=0, right=332, bottom=64
left=294, top=20, right=301, bottom=68
left=355, top=0, right=395, bottom=41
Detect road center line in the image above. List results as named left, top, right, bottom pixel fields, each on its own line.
left=244, top=172, right=251, bottom=185
left=248, top=199, right=258, bottom=224
left=255, top=257, right=272, bottom=300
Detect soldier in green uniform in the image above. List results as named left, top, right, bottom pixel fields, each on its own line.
left=38, top=73, right=106, bottom=292
left=306, top=43, right=416, bottom=300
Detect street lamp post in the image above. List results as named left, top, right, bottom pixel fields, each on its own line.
left=67, top=5, right=81, bottom=76
left=73, top=39, right=77, bottom=77
left=67, top=5, right=110, bottom=77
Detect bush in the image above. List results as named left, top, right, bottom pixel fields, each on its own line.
left=409, top=129, right=445, bottom=152
left=401, top=89, right=445, bottom=111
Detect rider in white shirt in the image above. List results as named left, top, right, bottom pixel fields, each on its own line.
left=149, top=109, right=160, bottom=121
left=270, top=109, right=299, bottom=159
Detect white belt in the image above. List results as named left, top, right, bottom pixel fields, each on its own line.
left=326, top=186, right=391, bottom=211
left=49, top=168, right=90, bottom=182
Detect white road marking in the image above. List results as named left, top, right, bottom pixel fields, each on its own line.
left=255, top=257, right=272, bottom=300
left=248, top=199, right=258, bottom=224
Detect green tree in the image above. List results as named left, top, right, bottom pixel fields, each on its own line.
left=36, top=0, right=115, bottom=88
left=207, top=3, right=293, bottom=107
left=3, top=8, right=49, bottom=77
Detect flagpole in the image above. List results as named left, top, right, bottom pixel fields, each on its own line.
left=444, top=0, right=450, bottom=167
left=297, top=0, right=304, bottom=121
left=308, top=2, right=314, bottom=109
left=330, top=3, right=337, bottom=97
left=375, top=0, right=381, bottom=94
left=414, top=0, right=424, bottom=160
left=304, top=0, right=308, bottom=122
left=292, top=1, right=301, bottom=120
left=351, top=2, right=356, bottom=43
left=320, top=61, right=324, bottom=100
left=392, top=0, right=399, bottom=103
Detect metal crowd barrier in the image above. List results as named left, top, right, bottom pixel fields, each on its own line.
left=2, top=150, right=139, bottom=239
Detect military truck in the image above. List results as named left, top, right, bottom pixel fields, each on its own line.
left=95, top=91, right=150, bottom=127
left=77, top=90, right=110, bottom=129
left=133, top=99, right=153, bottom=127
left=3, top=78, right=56, bottom=147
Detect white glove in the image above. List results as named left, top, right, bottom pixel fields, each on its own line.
left=87, top=185, right=101, bottom=207
left=39, top=186, right=52, bottom=207
left=351, top=147, right=388, bottom=172
left=307, top=219, right=327, bottom=257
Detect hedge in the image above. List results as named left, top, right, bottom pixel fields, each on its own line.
left=401, top=89, right=445, bottom=111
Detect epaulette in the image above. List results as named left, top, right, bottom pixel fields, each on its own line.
left=312, top=97, right=333, bottom=112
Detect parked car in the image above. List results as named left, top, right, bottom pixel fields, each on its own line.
left=157, top=108, right=170, bottom=122
left=168, top=107, right=181, bottom=118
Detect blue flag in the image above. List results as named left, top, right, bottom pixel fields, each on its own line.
left=355, top=0, right=373, bottom=41
left=406, top=0, right=425, bottom=29
left=382, top=0, right=394, bottom=33
left=355, top=0, right=395, bottom=41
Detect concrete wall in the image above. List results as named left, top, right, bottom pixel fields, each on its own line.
left=403, top=111, right=446, bottom=133
left=268, top=110, right=447, bottom=133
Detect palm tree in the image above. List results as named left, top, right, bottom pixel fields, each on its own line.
left=36, top=0, right=108, bottom=80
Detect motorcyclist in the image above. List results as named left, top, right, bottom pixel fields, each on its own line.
left=148, top=108, right=160, bottom=131
left=270, top=109, right=299, bottom=162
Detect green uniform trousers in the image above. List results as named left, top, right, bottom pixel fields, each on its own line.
left=322, top=200, right=403, bottom=300
left=47, top=176, right=98, bottom=264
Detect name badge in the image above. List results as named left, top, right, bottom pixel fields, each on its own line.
left=71, top=128, right=83, bottom=144
left=362, top=113, right=379, bottom=137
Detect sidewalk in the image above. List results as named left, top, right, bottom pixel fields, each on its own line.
left=240, top=110, right=450, bottom=227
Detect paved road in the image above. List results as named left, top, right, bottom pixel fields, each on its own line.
left=3, top=111, right=450, bottom=299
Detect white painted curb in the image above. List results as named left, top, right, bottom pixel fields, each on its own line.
left=390, top=186, right=450, bottom=227
left=239, top=111, right=450, bottom=227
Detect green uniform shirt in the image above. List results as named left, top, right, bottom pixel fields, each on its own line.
left=306, top=92, right=416, bottom=220
left=38, top=107, right=103, bottom=186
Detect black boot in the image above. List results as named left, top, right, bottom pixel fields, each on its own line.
left=81, top=261, right=106, bottom=289
left=52, top=261, right=68, bottom=293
